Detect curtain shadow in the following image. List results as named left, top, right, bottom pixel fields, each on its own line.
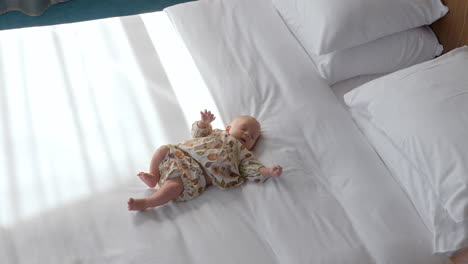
left=18, top=38, right=47, bottom=212
left=0, top=227, right=19, bottom=264
left=51, top=30, right=97, bottom=192
left=120, top=15, right=189, bottom=144
left=0, top=50, right=20, bottom=225
left=99, top=24, right=155, bottom=155
left=76, top=35, right=121, bottom=182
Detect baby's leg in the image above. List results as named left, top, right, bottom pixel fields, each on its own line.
left=138, top=145, right=169, bottom=188
left=128, top=177, right=184, bottom=211
left=450, top=247, right=468, bottom=264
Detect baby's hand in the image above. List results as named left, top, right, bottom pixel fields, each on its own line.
left=199, top=109, right=216, bottom=127
left=261, top=165, right=283, bottom=177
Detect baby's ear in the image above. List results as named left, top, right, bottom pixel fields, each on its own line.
left=226, top=125, right=231, bottom=132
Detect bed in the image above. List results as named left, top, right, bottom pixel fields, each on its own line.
left=0, top=0, right=467, bottom=263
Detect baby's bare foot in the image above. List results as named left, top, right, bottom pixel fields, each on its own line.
left=127, top=198, right=149, bottom=211
left=137, top=171, right=158, bottom=188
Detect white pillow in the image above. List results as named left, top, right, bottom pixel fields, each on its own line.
left=272, top=0, right=448, bottom=55
left=345, top=46, right=468, bottom=254
left=312, top=27, right=443, bottom=85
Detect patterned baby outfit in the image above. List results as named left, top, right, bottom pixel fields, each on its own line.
left=158, top=122, right=266, bottom=201
left=158, top=144, right=208, bottom=201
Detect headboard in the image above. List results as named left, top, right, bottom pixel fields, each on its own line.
left=431, top=0, right=468, bottom=54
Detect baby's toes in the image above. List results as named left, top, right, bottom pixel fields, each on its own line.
left=128, top=198, right=135, bottom=210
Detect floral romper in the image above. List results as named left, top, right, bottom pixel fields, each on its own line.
left=158, top=122, right=266, bottom=201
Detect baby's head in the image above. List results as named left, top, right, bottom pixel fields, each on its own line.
left=226, top=115, right=261, bottom=150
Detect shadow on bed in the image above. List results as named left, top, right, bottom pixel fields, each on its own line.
left=132, top=186, right=241, bottom=226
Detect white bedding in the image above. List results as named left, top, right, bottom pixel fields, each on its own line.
left=345, top=47, right=468, bottom=255
left=331, top=73, right=386, bottom=105
left=271, top=0, right=447, bottom=55
left=0, top=0, right=450, bottom=263
left=165, top=0, right=448, bottom=262
left=312, top=26, right=442, bottom=84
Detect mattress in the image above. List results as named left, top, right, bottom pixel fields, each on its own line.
left=0, top=0, right=449, bottom=263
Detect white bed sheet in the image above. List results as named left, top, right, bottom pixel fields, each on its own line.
left=164, top=0, right=448, bottom=263
left=0, top=1, right=449, bottom=264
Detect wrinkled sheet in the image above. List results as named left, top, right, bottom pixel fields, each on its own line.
left=165, top=0, right=449, bottom=262
left=345, top=47, right=468, bottom=255
left=0, top=1, right=449, bottom=264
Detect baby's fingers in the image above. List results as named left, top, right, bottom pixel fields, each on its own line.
left=274, top=165, right=283, bottom=176
left=200, top=110, right=209, bottom=120
left=263, top=166, right=282, bottom=178
left=201, top=109, right=216, bottom=122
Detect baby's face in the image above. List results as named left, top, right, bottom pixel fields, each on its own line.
left=226, top=116, right=261, bottom=150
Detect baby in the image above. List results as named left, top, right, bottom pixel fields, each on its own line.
left=127, top=110, right=282, bottom=211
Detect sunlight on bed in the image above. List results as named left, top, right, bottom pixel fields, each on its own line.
left=141, top=12, right=224, bottom=129
left=0, top=16, right=188, bottom=227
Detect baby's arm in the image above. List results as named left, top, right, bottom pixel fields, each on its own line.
left=260, top=165, right=283, bottom=177
left=239, top=149, right=282, bottom=181
left=191, top=109, right=215, bottom=138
